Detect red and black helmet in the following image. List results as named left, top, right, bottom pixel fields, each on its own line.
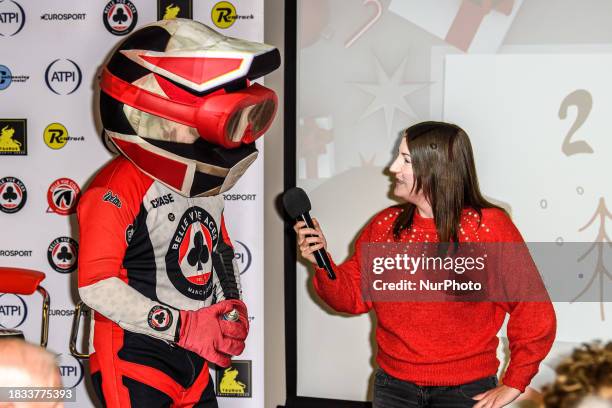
left=99, top=19, right=280, bottom=197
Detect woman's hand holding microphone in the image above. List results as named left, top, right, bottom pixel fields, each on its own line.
left=293, top=218, right=328, bottom=265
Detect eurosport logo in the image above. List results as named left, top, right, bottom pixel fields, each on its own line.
left=0, top=249, right=32, bottom=257
left=56, top=354, right=84, bottom=389
left=0, top=0, right=25, bottom=37
left=49, top=308, right=75, bottom=317
left=223, top=193, right=256, bottom=201
left=0, top=293, right=27, bottom=329
left=234, top=240, right=252, bottom=275
left=103, top=0, right=137, bottom=36
left=44, top=59, right=82, bottom=95
left=41, top=12, right=86, bottom=22
left=0, top=65, right=29, bottom=91
left=47, top=237, right=79, bottom=274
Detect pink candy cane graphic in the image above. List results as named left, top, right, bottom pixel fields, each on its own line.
left=345, top=0, right=382, bottom=48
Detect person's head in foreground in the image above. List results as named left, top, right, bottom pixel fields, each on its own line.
left=541, top=341, right=612, bottom=408
left=389, top=120, right=503, bottom=242
left=0, top=339, right=62, bottom=408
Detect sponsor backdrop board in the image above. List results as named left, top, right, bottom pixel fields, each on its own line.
left=0, top=1, right=263, bottom=407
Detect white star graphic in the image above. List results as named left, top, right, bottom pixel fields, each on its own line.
left=354, top=57, right=429, bottom=136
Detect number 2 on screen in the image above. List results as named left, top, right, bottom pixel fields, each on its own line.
left=558, top=89, right=594, bottom=156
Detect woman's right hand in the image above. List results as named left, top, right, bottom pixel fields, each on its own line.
left=293, top=218, right=328, bottom=266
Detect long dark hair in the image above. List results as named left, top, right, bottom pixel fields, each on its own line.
left=392, top=121, right=505, bottom=242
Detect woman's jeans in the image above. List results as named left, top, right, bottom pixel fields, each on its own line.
left=373, top=369, right=499, bottom=408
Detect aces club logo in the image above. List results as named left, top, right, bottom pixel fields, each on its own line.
left=0, top=176, right=26, bottom=214
left=47, top=178, right=80, bottom=215
left=166, top=206, right=218, bottom=300
left=47, top=237, right=78, bottom=274
left=147, top=305, right=173, bottom=331
left=103, top=0, right=138, bottom=36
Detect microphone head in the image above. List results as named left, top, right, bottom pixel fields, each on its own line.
left=282, top=187, right=311, bottom=219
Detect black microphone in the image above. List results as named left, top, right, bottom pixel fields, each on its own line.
left=282, top=187, right=336, bottom=280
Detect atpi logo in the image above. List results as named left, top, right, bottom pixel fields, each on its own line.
left=0, top=293, right=27, bottom=329
left=47, top=237, right=78, bottom=273
left=47, top=177, right=80, bottom=215
left=103, top=0, right=137, bottom=36
left=157, top=0, right=192, bottom=20
left=45, top=59, right=82, bottom=95
left=43, top=123, right=84, bottom=150
left=56, top=354, right=84, bottom=388
left=215, top=360, right=252, bottom=398
left=0, top=119, right=26, bottom=155
left=0, top=176, right=27, bottom=214
left=211, top=1, right=253, bottom=29
left=0, top=0, right=25, bottom=37
left=166, top=206, right=219, bottom=300
left=234, top=240, right=252, bottom=275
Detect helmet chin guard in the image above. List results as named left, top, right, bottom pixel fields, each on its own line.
left=106, top=130, right=259, bottom=197
left=99, top=19, right=280, bottom=197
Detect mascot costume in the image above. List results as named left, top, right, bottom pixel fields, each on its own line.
left=77, top=19, right=279, bottom=407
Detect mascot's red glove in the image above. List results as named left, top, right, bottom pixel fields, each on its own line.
left=177, top=299, right=249, bottom=367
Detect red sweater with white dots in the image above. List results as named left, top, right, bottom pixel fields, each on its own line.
left=313, top=206, right=556, bottom=392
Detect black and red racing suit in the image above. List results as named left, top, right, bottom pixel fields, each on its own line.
left=77, top=156, right=242, bottom=407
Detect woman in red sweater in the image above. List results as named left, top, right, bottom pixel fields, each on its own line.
left=294, top=121, right=556, bottom=408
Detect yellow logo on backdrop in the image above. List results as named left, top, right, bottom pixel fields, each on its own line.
left=211, top=1, right=236, bottom=29
left=44, top=123, right=68, bottom=149
left=219, top=367, right=246, bottom=395
left=0, top=126, right=21, bottom=152
left=163, top=4, right=180, bottom=19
